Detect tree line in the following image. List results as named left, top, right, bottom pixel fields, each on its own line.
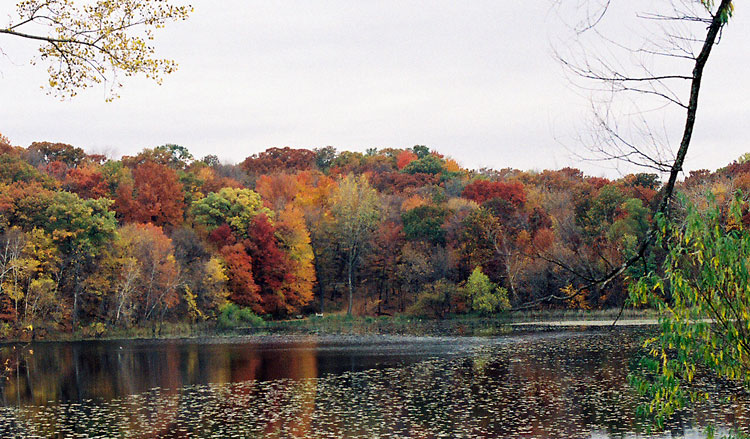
left=0, top=133, right=745, bottom=336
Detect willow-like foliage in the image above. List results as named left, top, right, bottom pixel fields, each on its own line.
left=630, top=193, right=750, bottom=430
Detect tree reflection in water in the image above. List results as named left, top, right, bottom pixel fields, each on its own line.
left=0, top=330, right=747, bottom=438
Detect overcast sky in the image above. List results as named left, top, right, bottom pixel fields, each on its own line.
left=1, top=1, right=748, bottom=178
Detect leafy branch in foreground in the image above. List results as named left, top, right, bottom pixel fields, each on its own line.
left=629, top=193, right=750, bottom=428
left=0, top=0, right=192, bottom=99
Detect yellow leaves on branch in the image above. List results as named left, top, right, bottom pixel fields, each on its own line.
left=4, top=0, right=193, bottom=100
left=561, top=284, right=590, bottom=310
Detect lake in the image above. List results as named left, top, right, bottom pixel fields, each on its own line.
left=0, top=328, right=747, bottom=438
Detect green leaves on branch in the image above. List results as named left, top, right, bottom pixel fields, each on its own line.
left=629, top=192, right=750, bottom=427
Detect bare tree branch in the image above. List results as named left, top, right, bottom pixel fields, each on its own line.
left=519, top=0, right=734, bottom=314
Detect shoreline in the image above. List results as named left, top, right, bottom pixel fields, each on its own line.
left=509, top=318, right=659, bottom=327
left=0, top=309, right=660, bottom=344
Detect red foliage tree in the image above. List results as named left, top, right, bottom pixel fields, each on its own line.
left=115, top=161, right=185, bottom=228
left=720, top=160, right=750, bottom=179
left=255, top=173, right=299, bottom=211
left=64, top=166, right=109, bottom=199
left=683, top=169, right=713, bottom=188
left=0, top=293, right=17, bottom=322
left=42, top=160, right=69, bottom=181
left=220, top=244, right=262, bottom=311
left=369, top=171, right=439, bottom=194
left=208, top=223, right=236, bottom=248
left=245, top=213, right=296, bottom=315
left=462, top=180, right=527, bottom=206
left=396, top=150, right=418, bottom=170
left=532, top=168, right=584, bottom=192
left=0, top=133, right=12, bottom=155
left=585, top=176, right=611, bottom=191
left=193, top=165, right=243, bottom=194
left=241, top=147, right=316, bottom=176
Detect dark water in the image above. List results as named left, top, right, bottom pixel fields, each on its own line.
left=0, top=329, right=748, bottom=438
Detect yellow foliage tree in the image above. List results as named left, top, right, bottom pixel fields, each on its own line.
left=1, top=0, right=192, bottom=99
left=443, top=158, right=461, bottom=173
left=276, top=204, right=316, bottom=311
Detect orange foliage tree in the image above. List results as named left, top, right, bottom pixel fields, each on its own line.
left=396, top=150, right=418, bottom=170
left=64, top=165, right=109, bottom=199
left=220, top=244, right=262, bottom=312
left=115, top=162, right=185, bottom=228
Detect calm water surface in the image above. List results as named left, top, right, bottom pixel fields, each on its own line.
left=0, top=329, right=748, bottom=438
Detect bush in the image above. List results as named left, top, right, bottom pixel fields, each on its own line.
left=217, top=303, right=265, bottom=330
left=409, top=280, right=460, bottom=318
left=81, top=322, right=107, bottom=338
left=464, top=267, right=511, bottom=315
left=0, top=323, right=13, bottom=338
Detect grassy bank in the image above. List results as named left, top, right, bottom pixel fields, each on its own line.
left=499, top=308, right=658, bottom=323
left=245, top=308, right=660, bottom=337
left=0, top=321, right=218, bottom=344
left=0, top=309, right=659, bottom=343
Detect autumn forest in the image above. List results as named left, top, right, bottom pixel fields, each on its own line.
left=0, top=134, right=745, bottom=337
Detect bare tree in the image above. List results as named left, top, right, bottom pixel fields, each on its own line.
left=520, top=0, right=735, bottom=309
left=0, top=230, right=26, bottom=317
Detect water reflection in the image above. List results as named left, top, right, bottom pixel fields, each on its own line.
left=0, top=330, right=747, bottom=438
left=0, top=336, right=478, bottom=407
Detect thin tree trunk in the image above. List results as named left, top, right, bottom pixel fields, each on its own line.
left=314, top=256, right=325, bottom=313
left=515, top=0, right=734, bottom=311
left=72, top=267, right=80, bottom=329
left=347, top=252, right=354, bottom=315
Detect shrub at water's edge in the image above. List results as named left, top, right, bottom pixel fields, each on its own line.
left=217, top=303, right=266, bottom=330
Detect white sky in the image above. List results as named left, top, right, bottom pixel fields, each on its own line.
left=0, top=1, right=748, bottom=178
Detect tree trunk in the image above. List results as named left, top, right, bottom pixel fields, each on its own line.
left=347, top=253, right=354, bottom=315
left=72, top=268, right=80, bottom=329
left=314, top=255, right=325, bottom=313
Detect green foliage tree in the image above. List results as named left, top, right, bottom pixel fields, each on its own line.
left=401, top=205, right=447, bottom=245
left=43, top=193, right=117, bottom=326
left=216, top=303, right=265, bottom=330
left=331, top=174, right=380, bottom=315
left=412, top=145, right=430, bottom=159
left=28, top=141, right=86, bottom=167
left=314, top=146, right=337, bottom=173
left=191, top=187, right=271, bottom=238
left=0, top=155, right=56, bottom=187
left=464, top=266, right=510, bottom=314
left=609, top=198, right=651, bottom=260
left=202, top=154, right=221, bottom=167
left=402, top=154, right=444, bottom=175
left=577, top=184, right=626, bottom=239
left=124, top=144, right=194, bottom=169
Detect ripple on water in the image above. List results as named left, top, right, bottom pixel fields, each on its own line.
left=0, top=330, right=748, bottom=438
